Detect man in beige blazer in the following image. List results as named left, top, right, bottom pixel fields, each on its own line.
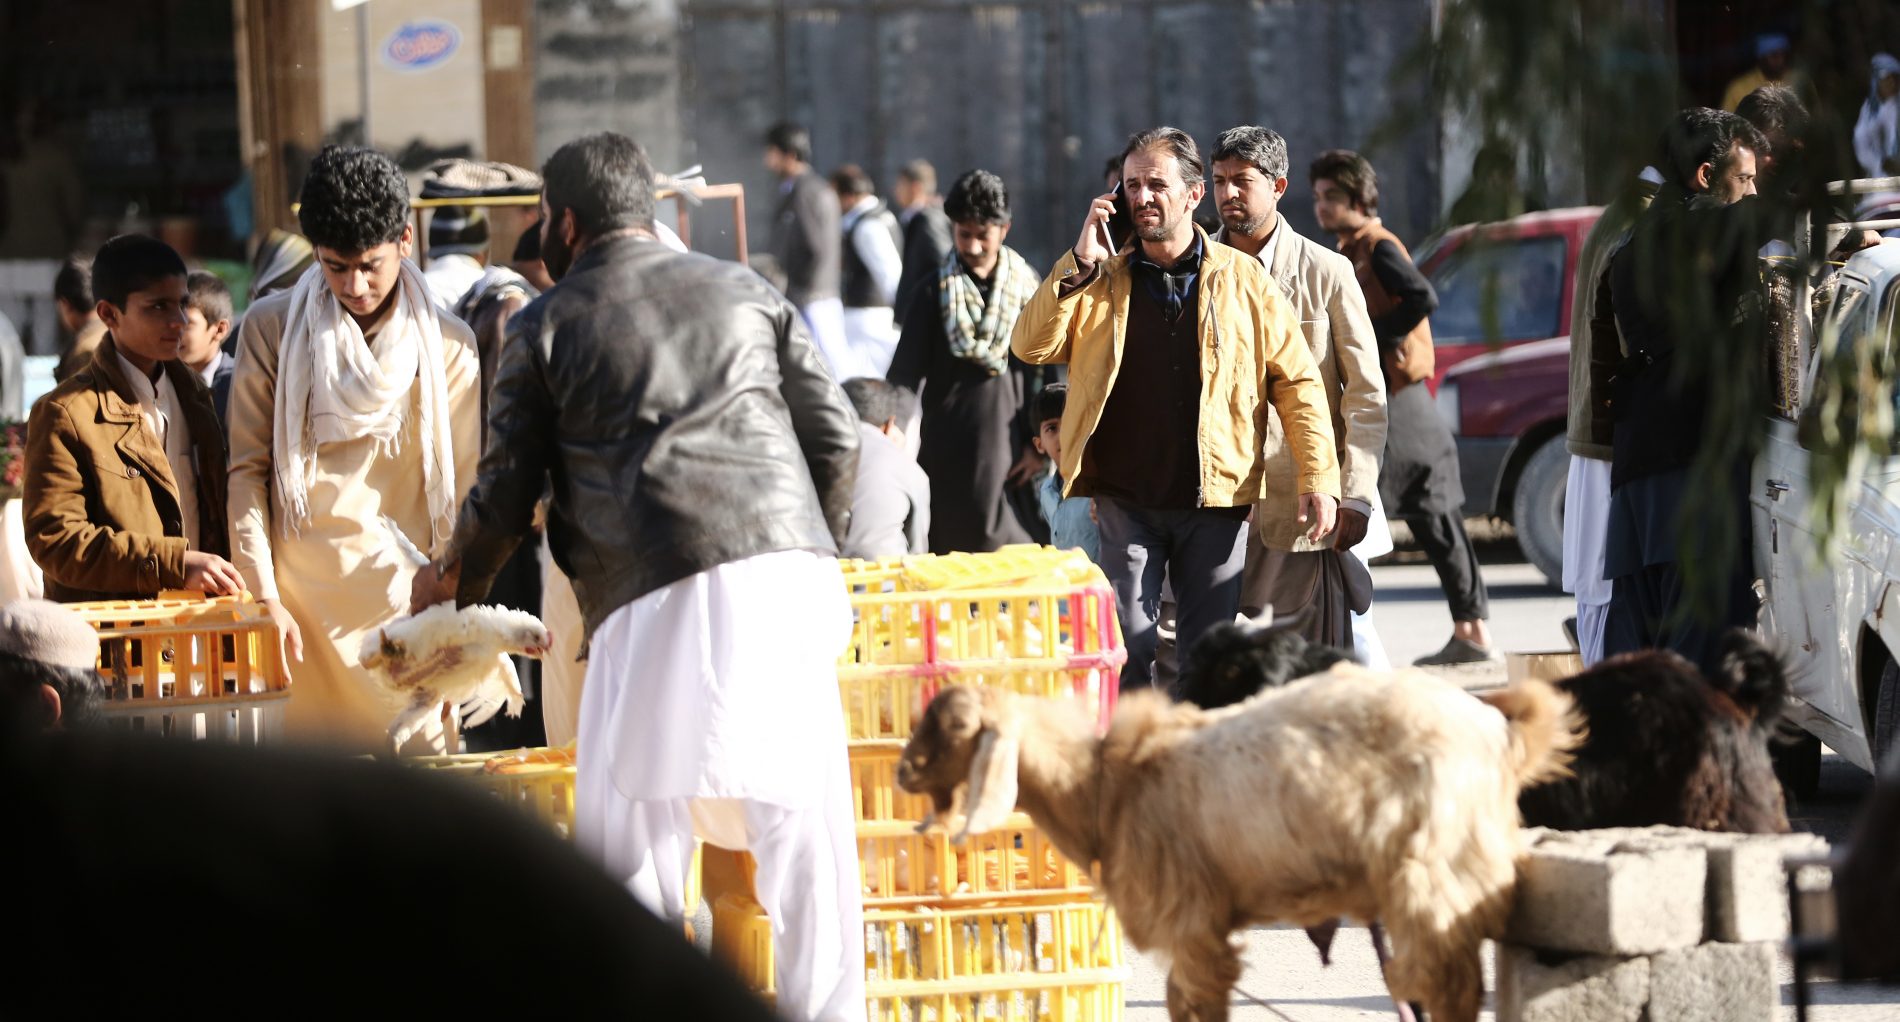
left=1211, top=126, right=1389, bottom=654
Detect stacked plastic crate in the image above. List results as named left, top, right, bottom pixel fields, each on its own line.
left=724, top=546, right=1130, bottom=1021
left=71, top=592, right=290, bottom=742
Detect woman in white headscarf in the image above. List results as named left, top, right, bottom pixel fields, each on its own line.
left=1854, top=53, right=1900, bottom=179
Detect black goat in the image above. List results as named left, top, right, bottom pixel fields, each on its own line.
left=1176, top=619, right=1355, bottom=710
left=1183, top=621, right=1791, bottom=835
left=1518, top=631, right=1790, bottom=834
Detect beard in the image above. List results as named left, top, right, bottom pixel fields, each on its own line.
left=542, top=222, right=576, bottom=281
left=1221, top=206, right=1269, bottom=236
left=1135, top=204, right=1181, bottom=243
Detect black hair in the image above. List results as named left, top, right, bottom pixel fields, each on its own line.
left=898, top=159, right=937, bottom=192
left=1735, top=85, right=1808, bottom=158
left=90, top=235, right=188, bottom=311
left=1659, top=107, right=1768, bottom=192
left=1034, top=383, right=1067, bottom=425
left=512, top=222, right=543, bottom=264
left=0, top=650, right=104, bottom=731
left=296, top=145, right=411, bottom=253
left=1119, top=126, right=1205, bottom=186
left=842, top=377, right=913, bottom=427
left=765, top=122, right=812, bottom=164
left=54, top=253, right=93, bottom=311
left=1309, top=149, right=1379, bottom=212
left=943, top=169, right=1011, bottom=226
left=186, top=270, right=233, bottom=326
left=1102, top=155, right=1123, bottom=184
left=541, top=132, right=657, bottom=237
left=830, top=164, right=876, bottom=199
left=1212, top=126, right=1290, bottom=182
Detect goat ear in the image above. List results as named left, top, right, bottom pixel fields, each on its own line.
left=954, top=726, right=1019, bottom=845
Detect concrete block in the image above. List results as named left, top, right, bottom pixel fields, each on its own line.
left=1494, top=942, right=1648, bottom=1022
left=1519, top=826, right=1831, bottom=945
left=1508, top=838, right=1706, bottom=954
left=1705, top=833, right=1829, bottom=943
left=1647, top=941, right=1778, bottom=1022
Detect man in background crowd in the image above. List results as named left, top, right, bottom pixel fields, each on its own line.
left=53, top=253, right=104, bottom=383
left=831, top=164, right=905, bottom=380
left=1213, top=125, right=1387, bottom=653
left=182, top=270, right=235, bottom=427
left=1314, top=148, right=1495, bottom=666
left=422, top=205, right=490, bottom=312
left=892, top=158, right=952, bottom=328
left=765, top=122, right=847, bottom=377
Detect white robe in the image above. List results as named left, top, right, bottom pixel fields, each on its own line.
left=225, top=287, right=484, bottom=749
left=575, top=549, right=865, bottom=1022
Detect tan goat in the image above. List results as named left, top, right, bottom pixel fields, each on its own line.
left=896, top=664, right=1580, bottom=1022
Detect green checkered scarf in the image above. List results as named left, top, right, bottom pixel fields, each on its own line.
left=939, top=245, right=1037, bottom=376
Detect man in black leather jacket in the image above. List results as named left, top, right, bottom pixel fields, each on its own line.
left=413, top=132, right=866, bottom=1021
left=1603, top=107, right=1775, bottom=675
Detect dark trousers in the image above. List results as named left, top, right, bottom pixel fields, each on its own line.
left=1094, top=497, right=1248, bottom=695
left=1603, top=559, right=1757, bottom=676
left=1400, top=510, right=1489, bottom=623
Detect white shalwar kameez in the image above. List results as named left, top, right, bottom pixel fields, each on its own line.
left=1563, top=455, right=1613, bottom=666
left=576, top=548, right=865, bottom=1022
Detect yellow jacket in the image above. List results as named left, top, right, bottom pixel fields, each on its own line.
left=1009, top=227, right=1340, bottom=507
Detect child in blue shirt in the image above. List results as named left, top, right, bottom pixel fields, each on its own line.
left=1033, top=384, right=1100, bottom=562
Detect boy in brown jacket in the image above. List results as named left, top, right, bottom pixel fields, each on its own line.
left=23, top=234, right=241, bottom=602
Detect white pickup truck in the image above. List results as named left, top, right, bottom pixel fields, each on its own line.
left=1754, top=237, right=1900, bottom=777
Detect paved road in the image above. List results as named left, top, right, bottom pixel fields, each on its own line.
left=1116, top=534, right=1900, bottom=1020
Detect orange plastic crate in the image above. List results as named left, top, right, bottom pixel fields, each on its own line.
left=69, top=592, right=288, bottom=742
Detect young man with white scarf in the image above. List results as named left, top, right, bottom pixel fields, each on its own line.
left=410, top=133, right=864, bottom=1022
left=225, top=145, right=485, bottom=749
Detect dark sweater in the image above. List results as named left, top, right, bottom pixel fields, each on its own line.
left=771, top=169, right=842, bottom=307
left=1080, top=270, right=1205, bottom=508
left=1607, top=186, right=1777, bottom=489
left=1367, top=240, right=1436, bottom=348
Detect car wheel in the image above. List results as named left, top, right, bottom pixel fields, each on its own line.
left=1511, top=434, right=1568, bottom=588
left=1875, top=658, right=1900, bottom=768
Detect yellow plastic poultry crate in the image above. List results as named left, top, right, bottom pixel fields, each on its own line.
left=407, top=747, right=707, bottom=933
left=719, top=893, right=1124, bottom=1021
left=858, top=819, right=1091, bottom=904
left=850, top=741, right=936, bottom=824
left=838, top=550, right=1125, bottom=741
left=404, top=746, right=580, bottom=837
left=842, top=545, right=1100, bottom=594
left=68, top=592, right=288, bottom=743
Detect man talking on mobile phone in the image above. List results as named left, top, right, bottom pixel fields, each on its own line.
left=1010, top=126, right=1340, bottom=693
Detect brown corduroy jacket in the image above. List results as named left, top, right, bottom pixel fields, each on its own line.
left=23, top=336, right=230, bottom=601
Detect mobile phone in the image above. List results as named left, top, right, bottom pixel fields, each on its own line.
left=1105, top=181, right=1133, bottom=251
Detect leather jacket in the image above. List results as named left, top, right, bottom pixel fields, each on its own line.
left=449, top=233, right=859, bottom=641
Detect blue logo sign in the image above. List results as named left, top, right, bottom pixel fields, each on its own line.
left=383, top=20, right=461, bottom=72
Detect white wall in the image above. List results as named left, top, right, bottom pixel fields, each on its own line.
left=321, top=0, right=488, bottom=159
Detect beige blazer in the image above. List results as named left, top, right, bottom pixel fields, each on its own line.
left=1222, top=215, right=1387, bottom=552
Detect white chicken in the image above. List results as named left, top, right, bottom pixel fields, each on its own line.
left=361, top=517, right=553, bottom=752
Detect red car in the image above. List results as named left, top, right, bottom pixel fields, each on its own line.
left=1415, top=207, right=1604, bottom=586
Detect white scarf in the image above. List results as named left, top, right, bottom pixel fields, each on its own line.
left=273, top=261, right=455, bottom=549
